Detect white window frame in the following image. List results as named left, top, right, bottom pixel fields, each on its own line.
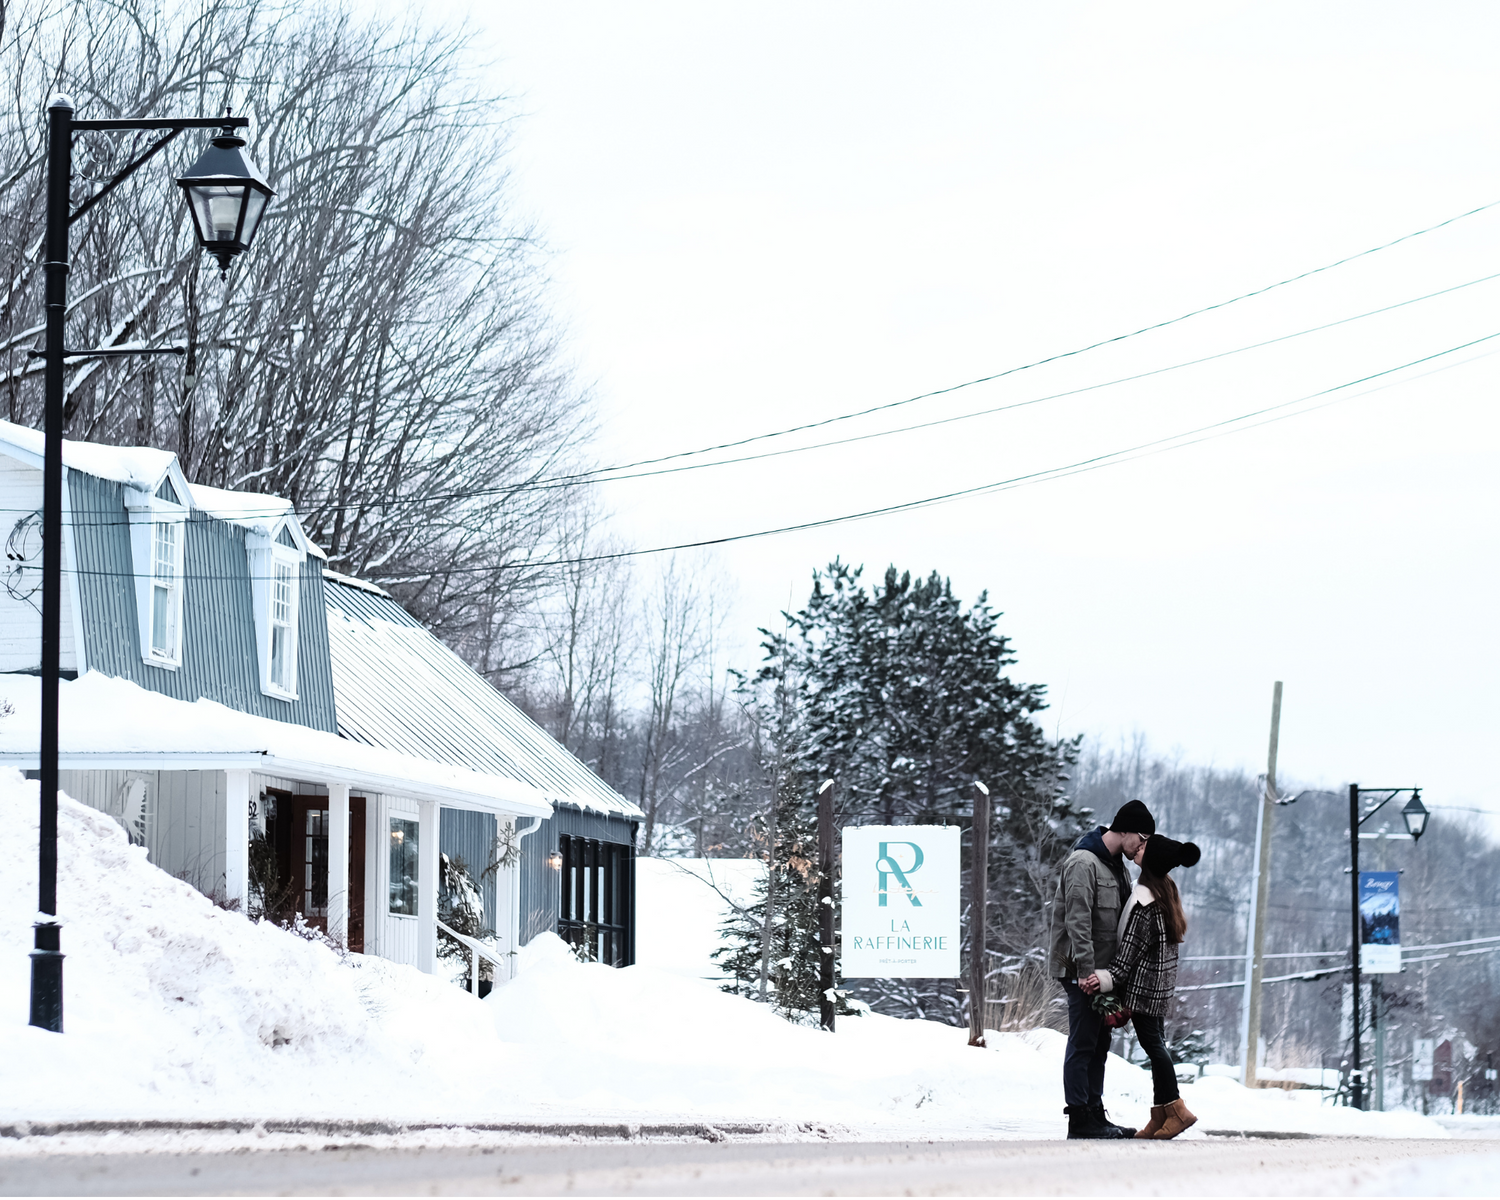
left=248, top=523, right=304, bottom=701
left=124, top=484, right=188, bottom=669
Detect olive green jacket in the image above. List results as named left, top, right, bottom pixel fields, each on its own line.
left=1047, top=834, right=1130, bottom=979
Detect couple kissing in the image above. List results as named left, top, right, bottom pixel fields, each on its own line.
left=1048, top=800, right=1202, bottom=1140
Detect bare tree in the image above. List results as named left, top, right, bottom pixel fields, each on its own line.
left=635, top=556, right=710, bottom=854
left=522, top=497, right=635, bottom=779
left=0, top=0, right=590, bottom=654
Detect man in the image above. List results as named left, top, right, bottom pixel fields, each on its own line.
left=1048, top=799, right=1155, bottom=1139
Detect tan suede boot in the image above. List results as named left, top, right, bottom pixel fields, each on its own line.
left=1152, top=1098, right=1198, bottom=1139
left=1134, top=1105, right=1167, bottom=1139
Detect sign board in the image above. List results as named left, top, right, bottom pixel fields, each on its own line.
left=841, top=825, right=961, bottom=978
left=1412, top=1038, right=1435, bottom=1082
left=1359, top=871, right=1401, bottom=973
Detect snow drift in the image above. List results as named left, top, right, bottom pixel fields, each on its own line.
left=0, top=772, right=1447, bottom=1138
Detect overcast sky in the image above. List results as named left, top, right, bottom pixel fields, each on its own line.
left=437, top=4, right=1497, bottom=822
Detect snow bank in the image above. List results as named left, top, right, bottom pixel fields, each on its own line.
left=0, top=771, right=500, bottom=1122
left=0, top=773, right=1451, bottom=1138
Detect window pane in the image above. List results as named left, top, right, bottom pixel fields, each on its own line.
left=389, top=817, right=419, bottom=916
left=151, top=582, right=170, bottom=653
left=305, top=808, right=328, bottom=918
left=272, top=562, right=293, bottom=624
left=152, top=522, right=175, bottom=580
left=271, top=624, right=287, bottom=689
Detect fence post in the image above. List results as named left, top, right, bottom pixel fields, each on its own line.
left=818, top=778, right=836, bottom=1032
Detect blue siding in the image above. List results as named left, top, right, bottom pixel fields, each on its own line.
left=69, top=469, right=337, bottom=730
left=440, top=807, right=498, bottom=930
left=519, top=806, right=637, bottom=945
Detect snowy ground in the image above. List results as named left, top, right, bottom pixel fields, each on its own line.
left=0, top=774, right=1451, bottom=1142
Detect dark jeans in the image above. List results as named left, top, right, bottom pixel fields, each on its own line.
left=1061, top=980, right=1111, bottom=1108
left=1132, top=1011, right=1181, bottom=1105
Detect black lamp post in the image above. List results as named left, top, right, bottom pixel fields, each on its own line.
left=29, top=96, right=272, bottom=1033
left=1346, top=784, right=1426, bottom=1111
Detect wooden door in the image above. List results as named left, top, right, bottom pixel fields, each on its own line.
left=348, top=797, right=366, bottom=952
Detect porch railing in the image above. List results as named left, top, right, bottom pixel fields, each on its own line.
left=435, top=917, right=509, bottom=996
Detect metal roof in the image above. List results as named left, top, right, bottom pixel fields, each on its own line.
left=324, top=573, right=641, bottom=820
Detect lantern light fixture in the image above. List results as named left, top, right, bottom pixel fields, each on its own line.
left=176, top=119, right=274, bottom=276
left=1402, top=792, right=1429, bottom=841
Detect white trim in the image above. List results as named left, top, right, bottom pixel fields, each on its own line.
left=327, top=782, right=350, bottom=948
left=124, top=485, right=187, bottom=669
left=224, top=769, right=251, bottom=909
left=248, top=522, right=304, bottom=701
left=61, top=470, right=86, bottom=675
left=417, top=800, right=440, bottom=974
left=0, top=750, right=552, bottom=818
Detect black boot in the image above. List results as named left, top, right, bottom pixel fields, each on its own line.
left=1065, top=1105, right=1127, bottom=1139
left=1091, top=1103, right=1136, bottom=1138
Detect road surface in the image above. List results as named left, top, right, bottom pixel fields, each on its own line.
left=2, top=1134, right=1497, bottom=1195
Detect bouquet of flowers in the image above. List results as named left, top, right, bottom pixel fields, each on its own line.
left=1091, top=991, right=1133, bottom=1028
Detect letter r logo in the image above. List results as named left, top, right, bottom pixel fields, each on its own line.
left=877, top=841, right=924, bottom=907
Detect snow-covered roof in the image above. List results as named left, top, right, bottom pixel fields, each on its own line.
left=325, top=573, right=642, bottom=822
left=0, top=419, right=324, bottom=558
left=187, top=482, right=324, bottom=559
left=0, top=672, right=553, bottom=819
left=0, top=419, right=176, bottom=487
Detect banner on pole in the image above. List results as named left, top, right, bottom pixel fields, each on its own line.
left=1412, top=1038, right=1435, bottom=1082
left=841, top=825, right=961, bottom=978
left=1359, top=871, right=1401, bottom=973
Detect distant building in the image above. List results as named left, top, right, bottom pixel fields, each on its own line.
left=0, top=421, right=641, bottom=980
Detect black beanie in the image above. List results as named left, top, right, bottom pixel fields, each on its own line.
left=1143, top=835, right=1202, bottom=878
left=1109, top=799, right=1156, bottom=836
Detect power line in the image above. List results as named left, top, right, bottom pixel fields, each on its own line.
left=531, top=270, right=1500, bottom=489
left=539, top=196, right=1500, bottom=480
left=32, top=328, right=1500, bottom=581
left=17, top=264, right=1500, bottom=530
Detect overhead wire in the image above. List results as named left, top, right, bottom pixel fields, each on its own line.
left=515, top=269, right=1500, bottom=489
left=22, top=264, right=1500, bottom=526
left=41, top=328, right=1500, bottom=580
left=544, top=196, right=1500, bottom=480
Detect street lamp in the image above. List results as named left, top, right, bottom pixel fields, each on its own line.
left=29, top=96, right=271, bottom=1033
left=176, top=122, right=275, bottom=276
left=1347, top=784, right=1427, bottom=1111
left=1402, top=794, right=1429, bottom=841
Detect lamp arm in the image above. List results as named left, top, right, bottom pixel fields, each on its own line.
left=65, top=114, right=251, bottom=228
left=68, top=128, right=184, bottom=227
left=1354, top=787, right=1420, bottom=829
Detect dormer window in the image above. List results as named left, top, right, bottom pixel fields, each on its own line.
left=125, top=478, right=188, bottom=668
left=249, top=520, right=304, bottom=701
left=150, top=521, right=179, bottom=656
left=269, top=559, right=296, bottom=691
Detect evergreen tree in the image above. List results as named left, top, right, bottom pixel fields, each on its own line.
left=714, top=807, right=854, bottom=1023
left=745, top=561, right=1088, bottom=1024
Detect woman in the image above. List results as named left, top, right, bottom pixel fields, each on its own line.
left=1095, top=834, right=1201, bottom=1139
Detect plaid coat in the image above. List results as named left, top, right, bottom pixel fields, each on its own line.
left=1098, top=885, right=1179, bottom=1017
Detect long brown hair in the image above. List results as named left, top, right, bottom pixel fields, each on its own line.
left=1140, top=866, right=1187, bottom=944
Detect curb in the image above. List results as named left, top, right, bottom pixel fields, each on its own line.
left=1201, top=1129, right=1321, bottom=1140
left=0, top=1119, right=798, bottom=1142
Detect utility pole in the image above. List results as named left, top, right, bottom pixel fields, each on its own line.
left=817, top=778, right=836, bottom=1033
left=968, top=780, right=990, bottom=1048
left=1240, top=681, right=1282, bottom=1088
